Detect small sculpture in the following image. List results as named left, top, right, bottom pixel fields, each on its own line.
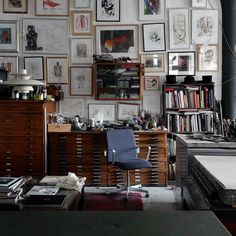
left=25, top=25, right=43, bottom=51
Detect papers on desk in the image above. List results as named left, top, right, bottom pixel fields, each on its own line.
left=25, top=186, right=59, bottom=196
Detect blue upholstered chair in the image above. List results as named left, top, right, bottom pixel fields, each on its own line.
left=105, top=128, right=152, bottom=200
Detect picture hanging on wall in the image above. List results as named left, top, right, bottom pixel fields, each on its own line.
left=60, top=98, right=85, bottom=118
left=144, top=76, right=160, bottom=90
left=0, top=56, right=18, bottom=80
left=74, top=0, right=91, bottom=8
left=192, top=0, right=207, bottom=8
left=3, top=0, right=28, bottom=13
left=24, top=56, right=44, bottom=80
left=88, top=104, right=116, bottom=122
left=141, top=53, right=165, bottom=73
left=117, top=103, right=140, bottom=121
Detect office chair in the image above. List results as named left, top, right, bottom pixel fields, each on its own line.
left=105, top=128, right=152, bottom=200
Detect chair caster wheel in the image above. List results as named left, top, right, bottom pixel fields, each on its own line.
left=145, top=193, right=149, bottom=198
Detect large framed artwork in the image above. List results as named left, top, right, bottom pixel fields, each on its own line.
left=22, top=18, right=68, bottom=54
left=0, top=56, right=18, bottom=80
left=95, top=25, right=139, bottom=59
left=24, top=56, right=44, bottom=80
left=74, top=0, right=91, bottom=8
left=168, top=8, right=190, bottom=49
left=88, top=104, right=116, bottom=122
left=141, top=53, right=165, bottom=73
left=117, top=103, right=140, bottom=121
left=192, top=0, right=207, bottom=8
left=3, top=0, right=28, bottom=13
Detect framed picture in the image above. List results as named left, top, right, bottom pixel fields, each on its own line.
left=70, top=66, right=93, bottom=96
left=3, top=0, right=28, bottom=13
left=192, top=10, right=219, bottom=44
left=70, top=38, right=93, bottom=64
left=24, top=56, right=44, bottom=80
left=35, top=0, right=69, bottom=16
left=141, top=53, right=165, bottom=73
left=139, top=0, right=165, bottom=21
left=197, top=44, right=218, bottom=71
left=46, top=57, right=68, bottom=84
left=60, top=98, right=85, bottom=118
left=74, top=0, right=91, bottom=8
left=192, top=0, right=207, bottom=8
left=23, top=18, right=68, bottom=54
left=88, top=104, right=115, bottom=122
left=117, top=103, right=140, bottom=120
left=95, top=24, right=139, bottom=59
left=168, top=51, right=195, bottom=76
left=142, top=23, right=166, bottom=52
left=72, top=10, right=93, bottom=36
left=96, top=0, right=120, bottom=22
left=168, top=8, right=190, bottom=50
left=144, top=76, right=160, bottom=90
left=0, top=56, right=18, bottom=80
left=0, top=20, right=19, bottom=52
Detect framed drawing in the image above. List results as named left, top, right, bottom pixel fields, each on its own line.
left=88, top=104, right=115, bottom=122
left=142, top=23, right=166, bottom=52
left=96, top=0, right=120, bottom=22
left=24, top=56, right=44, bottom=80
left=70, top=38, right=93, bottom=64
left=197, top=44, right=218, bottom=71
left=168, top=8, right=190, bottom=50
left=3, top=0, right=28, bottom=13
left=35, top=0, right=69, bottom=16
left=139, top=0, right=165, bottom=21
left=75, top=0, right=91, bottom=8
left=144, top=76, right=160, bottom=90
left=72, top=10, right=93, bottom=36
left=141, top=53, right=165, bottom=73
left=168, top=51, right=195, bottom=76
left=46, top=57, right=68, bottom=84
left=60, top=98, right=85, bottom=118
left=95, top=24, right=139, bottom=59
left=192, top=0, right=207, bottom=8
left=23, top=18, right=68, bottom=54
left=0, top=20, right=19, bottom=52
left=117, top=103, right=140, bottom=121
left=192, top=10, right=219, bottom=44
left=0, top=56, right=18, bottom=80
left=70, top=66, right=93, bottom=96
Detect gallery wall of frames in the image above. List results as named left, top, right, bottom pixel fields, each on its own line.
left=0, top=0, right=222, bottom=120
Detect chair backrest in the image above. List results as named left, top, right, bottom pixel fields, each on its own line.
left=106, top=129, right=138, bottom=163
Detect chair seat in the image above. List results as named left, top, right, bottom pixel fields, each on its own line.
left=114, top=159, right=152, bottom=170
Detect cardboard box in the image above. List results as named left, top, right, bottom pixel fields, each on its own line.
left=48, top=124, right=71, bottom=132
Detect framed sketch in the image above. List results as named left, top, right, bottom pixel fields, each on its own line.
left=35, top=0, right=69, bottom=16
left=192, top=0, right=207, bottom=8
left=24, top=56, right=44, bottom=80
left=117, top=103, right=140, bottom=120
left=197, top=44, right=218, bottom=71
left=139, top=0, right=165, bottom=21
left=88, top=104, right=115, bottom=122
left=169, top=8, right=190, bottom=50
left=3, top=0, right=28, bottom=13
left=0, top=56, right=18, bottom=80
left=144, top=76, right=160, bottom=90
left=23, top=18, right=68, bottom=54
left=75, top=0, right=91, bottom=8
left=46, top=57, right=68, bottom=84
left=60, top=98, right=85, bottom=118
left=142, top=23, right=166, bottom=52
left=70, top=38, right=93, bottom=64
left=96, top=0, right=120, bottom=22
left=192, top=10, right=219, bottom=44
left=0, top=20, right=19, bottom=52
left=72, top=10, right=93, bottom=36
left=70, top=66, right=93, bottom=96
left=168, top=51, right=195, bottom=76
left=141, top=53, right=165, bottom=73
left=95, top=24, right=139, bottom=59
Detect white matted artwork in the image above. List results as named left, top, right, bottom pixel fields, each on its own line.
left=0, top=56, right=18, bottom=80
left=88, top=104, right=115, bottom=122
left=141, top=53, right=165, bottom=73
left=143, top=94, right=160, bottom=114
left=60, top=98, right=85, bottom=118
left=117, top=103, right=140, bottom=120
left=24, top=56, right=44, bottom=80
left=192, top=0, right=207, bottom=8
left=75, top=0, right=91, bottom=8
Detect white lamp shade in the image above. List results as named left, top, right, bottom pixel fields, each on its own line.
left=13, top=85, right=34, bottom=92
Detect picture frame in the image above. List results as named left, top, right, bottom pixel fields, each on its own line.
left=168, top=8, right=190, bottom=50
left=24, top=56, right=44, bottom=80
left=0, top=56, right=18, bottom=80
left=46, top=57, right=68, bottom=84
left=117, top=103, right=140, bottom=121
left=70, top=38, right=93, bottom=64
left=96, top=0, right=120, bottom=22
left=35, top=0, right=69, bottom=16
left=88, top=104, right=116, bottom=122
left=72, top=10, right=93, bottom=36
left=141, top=53, right=165, bottom=73
left=3, top=0, right=28, bottom=13
left=142, top=23, right=166, bottom=52
left=74, top=0, right=91, bottom=8
left=168, top=51, right=195, bottom=76
left=192, top=0, right=207, bottom=8
left=95, top=24, right=139, bottom=59
left=192, top=10, right=219, bottom=44
left=139, top=0, right=165, bottom=21
left=144, top=76, right=160, bottom=90
left=70, top=66, right=93, bottom=96
left=197, top=44, right=218, bottom=71
left=60, top=98, right=85, bottom=118
left=0, top=20, right=19, bottom=52
left=23, top=18, right=68, bottom=54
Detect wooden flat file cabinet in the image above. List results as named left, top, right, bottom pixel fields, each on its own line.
left=48, top=131, right=168, bottom=186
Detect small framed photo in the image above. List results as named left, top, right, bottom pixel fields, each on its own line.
left=96, top=0, right=120, bottom=22
left=72, top=10, right=93, bottom=36
left=0, top=56, right=18, bottom=80
left=168, top=51, right=195, bottom=76
left=0, top=20, right=19, bottom=52
left=24, top=56, right=44, bottom=80
left=70, top=66, right=93, bottom=96
left=197, top=44, right=218, bottom=71
left=74, top=0, right=91, bottom=8
left=88, top=104, right=116, bottom=122
left=142, top=23, right=166, bottom=52
left=117, top=103, right=140, bottom=121
left=46, top=57, right=68, bottom=84
left=70, top=38, right=93, bottom=64
left=144, top=76, right=160, bottom=90
left=141, top=53, right=165, bottom=73
left=192, top=0, right=207, bottom=8
left=3, top=0, right=28, bottom=13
